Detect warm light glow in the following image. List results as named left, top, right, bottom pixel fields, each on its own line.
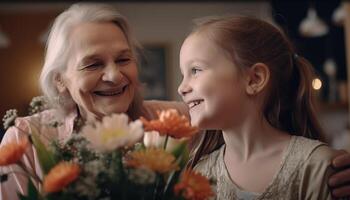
left=312, top=78, right=322, bottom=90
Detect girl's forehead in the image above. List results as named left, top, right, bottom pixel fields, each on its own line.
left=182, top=33, right=218, bottom=54
left=181, top=33, right=227, bottom=64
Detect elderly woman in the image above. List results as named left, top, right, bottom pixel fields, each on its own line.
left=0, top=3, right=349, bottom=199
left=0, top=3, right=186, bottom=199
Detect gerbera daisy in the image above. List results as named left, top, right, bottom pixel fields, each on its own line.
left=43, top=161, right=80, bottom=193
left=174, top=169, right=213, bottom=200
left=140, top=109, right=198, bottom=139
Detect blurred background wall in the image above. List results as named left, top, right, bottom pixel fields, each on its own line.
left=0, top=1, right=348, bottom=149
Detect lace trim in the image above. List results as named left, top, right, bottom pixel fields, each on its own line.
left=194, top=136, right=326, bottom=200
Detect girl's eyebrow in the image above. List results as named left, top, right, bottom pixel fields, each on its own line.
left=188, top=58, right=208, bottom=65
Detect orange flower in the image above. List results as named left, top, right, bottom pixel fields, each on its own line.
left=140, top=109, right=198, bottom=139
left=0, top=137, right=28, bottom=166
left=125, top=148, right=178, bottom=173
left=43, top=162, right=80, bottom=193
left=174, top=169, right=213, bottom=200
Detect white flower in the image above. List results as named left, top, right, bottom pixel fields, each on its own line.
left=28, top=96, right=49, bottom=115
left=81, top=113, right=143, bottom=152
left=143, top=131, right=187, bottom=152
left=2, top=109, right=18, bottom=130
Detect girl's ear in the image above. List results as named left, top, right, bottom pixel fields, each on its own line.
left=245, top=63, right=270, bottom=95
left=54, top=74, right=67, bottom=93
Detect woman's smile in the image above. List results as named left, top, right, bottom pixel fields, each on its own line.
left=93, top=85, right=128, bottom=97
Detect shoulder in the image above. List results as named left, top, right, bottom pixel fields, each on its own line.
left=292, top=137, right=336, bottom=199
left=305, top=143, right=337, bottom=168
left=292, top=136, right=336, bottom=163
left=15, top=109, right=64, bottom=132
left=142, top=100, right=188, bottom=119
left=1, top=109, right=74, bottom=145
left=193, top=145, right=223, bottom=177
left=20, top=109, right=61, bottom=122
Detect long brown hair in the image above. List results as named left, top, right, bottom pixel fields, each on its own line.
left=188, top=16, right=325, bottom=168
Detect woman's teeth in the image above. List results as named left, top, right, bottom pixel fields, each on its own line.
left=94, top=85, right=127, bottom=96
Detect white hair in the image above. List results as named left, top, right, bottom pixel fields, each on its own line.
left=39, top=3, right=140, bottom=113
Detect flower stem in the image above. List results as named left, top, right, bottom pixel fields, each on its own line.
left=153, top=174, right=164, bottom=200
left=163, top=135, right=169, bottom=150
left=18, top=162, right=42, bottom=184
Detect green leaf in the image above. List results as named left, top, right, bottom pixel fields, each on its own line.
left=27, top=179, right=39, bottom=199
left=163, top=169, right=182, bottom=199
left=29, top=125, right=57, bottom=174
left=18, top=179, right=40, bottom=200
left=178, top=148, right=189, bottom=169
left=171, top=142, right=186, bottom=158
left=163, top=141, right=189, bottom=198
left=171, top=141, right=189, bottom=169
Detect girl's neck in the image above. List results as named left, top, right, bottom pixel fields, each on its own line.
left=222, top=114, right=290, bottom=162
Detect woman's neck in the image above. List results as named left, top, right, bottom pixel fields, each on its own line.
left=222, top=114, right=290, bottom=162
left=77, top=106, right=101, bottom=124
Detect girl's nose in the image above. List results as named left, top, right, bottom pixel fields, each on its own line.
left=178, top=79, right=192, bottom=96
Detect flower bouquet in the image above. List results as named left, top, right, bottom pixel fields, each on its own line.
left=0, top=107, right=213, bottom=200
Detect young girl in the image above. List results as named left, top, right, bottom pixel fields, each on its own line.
left=178, top=16, right=337, bottom=199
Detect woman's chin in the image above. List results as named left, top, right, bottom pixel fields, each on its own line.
left=103, top=107, right=129, bottom=116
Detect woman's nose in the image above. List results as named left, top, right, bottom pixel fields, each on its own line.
left=102, top=63, right=122, bottom=83
left=178, top=79, right=192, bottom=96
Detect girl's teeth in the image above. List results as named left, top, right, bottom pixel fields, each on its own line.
left=189, top=100, right=201, bottom=108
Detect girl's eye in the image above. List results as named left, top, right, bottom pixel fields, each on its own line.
left=191, top=68, right=201, bottom=75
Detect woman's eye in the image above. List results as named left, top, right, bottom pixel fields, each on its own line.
left=82, top=62, right=102, bottom=70
left=116, top=57, right=131, bottom=65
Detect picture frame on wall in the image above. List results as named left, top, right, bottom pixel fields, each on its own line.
left=138, top=45, right=168, bottom=100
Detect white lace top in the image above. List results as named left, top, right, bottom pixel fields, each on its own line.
left=194, top=136, right=336, bottom=200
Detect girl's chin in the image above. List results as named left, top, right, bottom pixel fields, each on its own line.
left=191, top=117, right=215, bottom=130
left=190, top=118, right=201, bottom=128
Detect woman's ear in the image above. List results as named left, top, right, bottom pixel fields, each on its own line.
left=54, top=74, right=67, bottom=93
left=245, top=63, right=270, bottom=95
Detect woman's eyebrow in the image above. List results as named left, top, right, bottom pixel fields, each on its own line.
left=78, top=48, right=133, bottom=65
left=116, top=49, right=132, bottom=56
left=78, top=55, right=100, bottom=66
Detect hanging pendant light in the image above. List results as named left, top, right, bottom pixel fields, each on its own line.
left=299, top=6, right=329, bottom=37
left=323, top=58, right=337, bottom=78
left=323, top=58, right=337, bottom=103
left=0, top=27, right=10, bottom=48
left=332, top=2, right=345, bottom=26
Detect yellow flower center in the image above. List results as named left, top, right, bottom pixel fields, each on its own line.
left=101, top=128, right=126, bottom=143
